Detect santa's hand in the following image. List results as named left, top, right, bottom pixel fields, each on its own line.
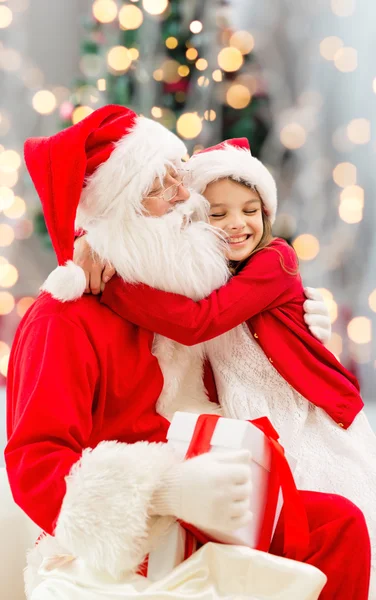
left=303, top=287, right=331, bottom=344
left=73, top=235, right=116, bottom=294
left=151, top=450, right=253, bottom=533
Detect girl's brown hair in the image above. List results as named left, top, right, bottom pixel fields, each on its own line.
left=227, top=177, right=298, bottom=276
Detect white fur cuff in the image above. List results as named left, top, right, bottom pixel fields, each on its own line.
left=54, top=441, right=179, bottom=579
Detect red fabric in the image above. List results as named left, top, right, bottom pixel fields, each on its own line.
left=101, top=238, right=363, bottom=429
left=270, top=491, right=371, bottom=600
left=5, top=292, right=169, bottom=534
left=196, top=138, right=250, bottom=154
left=24, top=105, right=137, bottom=266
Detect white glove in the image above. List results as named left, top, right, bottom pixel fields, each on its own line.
left=303, top=287, right=332, bottom=344
left=151, top=450, right=253, bottom=534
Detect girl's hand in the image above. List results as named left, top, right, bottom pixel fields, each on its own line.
left=73, top=235, right=115, bottom=295
left=303, top=287, right=331, bottom=344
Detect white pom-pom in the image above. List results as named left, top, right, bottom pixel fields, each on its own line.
left=40, top=260, right=87, bottom=302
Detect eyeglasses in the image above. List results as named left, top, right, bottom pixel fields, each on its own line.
left=145, top=170, right=191, bottom=203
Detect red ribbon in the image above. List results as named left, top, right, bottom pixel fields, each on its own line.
left=181, top=414, right=310, bottom=559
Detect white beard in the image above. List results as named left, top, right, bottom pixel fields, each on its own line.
left=87, top=192, right=230, bottom=419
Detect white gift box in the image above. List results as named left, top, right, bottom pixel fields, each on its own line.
left=167, top=411, right=291, bottom=548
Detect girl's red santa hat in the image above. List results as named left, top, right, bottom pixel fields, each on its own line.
left=24, top=104, right=187, bottom=301
left=188, top=138, right=277, bottom=224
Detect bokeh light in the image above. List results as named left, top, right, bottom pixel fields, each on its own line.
left=347, top=317, right=372, bottom=344
left=129, top=48, right=139, bottom=60
left=226, top=84, right=251, bottom=109
left=32, top=90, right=57, bottom=115
left=292, top=234, right=320, bottom=260
left=72, top=106, right=94, bottom=125
left=176, top=113, right=202, bottom=139
left=16, top=296, right=35, bottom=318
left=339, top=185, right=364, bottom=223
left=334, top=47, right=358, bottom=72
left=326, top=332, right=343, bottom=356
left=151, top=106, right=162, bottom=118
left=346, top=118, right=371, bottom=144
left=0, top=186, right=14, bottom=210
left=166, top=36, right=178, bottom=49
left=229, top=31, right=255, bottom=55
left=218, top=47, right=243, bottom=72
left=319, top=36, right=344, bottom=61
left=0, top=292, right=15, bottom=315
left=142, top=0, right=168, bottom=15
left=0, top=150, right=22, bottom=171
left=338, top=198, right=363, bottom=224
left=190, top=20, right=203, bottom=34
left=332, top=162, right=357, bottom=187
left=197, top=76, right=209, bottom=87
left=0, top=5, right=12, bottom=28
left=331, top=0, right=355, bottom=17
left=204, top=109, right=216, bottom=121
left=0, top=341, right=10, bottom=359
left=97, top=78, right=106, bottom=91
left=0, top=171, right=18, bottom=187
left=107, top=46, right=132, bottom=73
left=186, top=48, right=198, bottom=61
left=196, top=58, right=208, bottom=71
left=178, top=65, right=190, bottom=77
left=0, top=224, right=15, bottom=246
left=280, top=123, right=306, bottom=149
left=0, top=354, right=9, bottom=377
left=92, top=0, right=118, bottom=23
left=368, top=290, right=376, bottom=313
left=3, top=195, right=26, bottom=218
left=0, top=263, right=18, bottom=287
left=0, top=48, right=22, bottom=72
left=118, top=4, right=143, bottom=29
left=212, top=69, right=223, bottom=82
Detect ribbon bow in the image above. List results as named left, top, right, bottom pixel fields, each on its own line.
left=182, top=414, right=310, bottom=559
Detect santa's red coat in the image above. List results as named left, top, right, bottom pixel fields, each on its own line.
left=5, top=292, right=180, bottom=578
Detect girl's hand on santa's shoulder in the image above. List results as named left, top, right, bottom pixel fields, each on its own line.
left=73, top=235, right=116, bottom=295
left=303, top=287, right=331, bottom=344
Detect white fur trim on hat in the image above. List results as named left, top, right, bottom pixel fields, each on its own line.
left=76, top=116, right=187, bottom=231
left=40, top=260, right=86, bottom=302
left=189, top=144, right=277, bottom=224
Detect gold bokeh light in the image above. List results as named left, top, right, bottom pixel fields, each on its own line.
left=292, top=234, right=320, bottom=261
left=280, top=123, right=306, bottom=150
left=347, top=317, right=372, bottom=344
left=107, top=46, right=132, bottom=73
left=142, top=0, right=168, bottom=15
left=332, top=162, right=356, bottom=187
left=0, top=5, right=13, bottom=28
left=92, top=0, right=118, bottom=23
left=226, top=84, right=251, bottom=109
left=176, top=113, right=202, bottom=140
left=118, top=4, right=143, bottom=29
left=229, top=31, right=255, bottom=55
left=218, top=47, right=243, bottom=72
left=32, top=90, right=57, bottom=115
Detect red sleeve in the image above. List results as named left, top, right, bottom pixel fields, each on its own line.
left=5, top=315, right=98, bottom=534
left=101, top=240, right=300, bottom=346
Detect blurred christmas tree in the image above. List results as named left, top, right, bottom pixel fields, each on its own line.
left=35, top=0, right=272, bottom=247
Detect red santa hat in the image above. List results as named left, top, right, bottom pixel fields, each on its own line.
left=24, top=104, right=187, bottom=301
left=188, top=137, right=277, bottom=224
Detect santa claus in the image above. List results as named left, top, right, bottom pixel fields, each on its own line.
left=5, top=105, right=370, bottom=599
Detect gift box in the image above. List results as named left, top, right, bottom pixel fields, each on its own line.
left=147, top=412, right=307, bottom=582
left=167, top=411, right=280, bottom=548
